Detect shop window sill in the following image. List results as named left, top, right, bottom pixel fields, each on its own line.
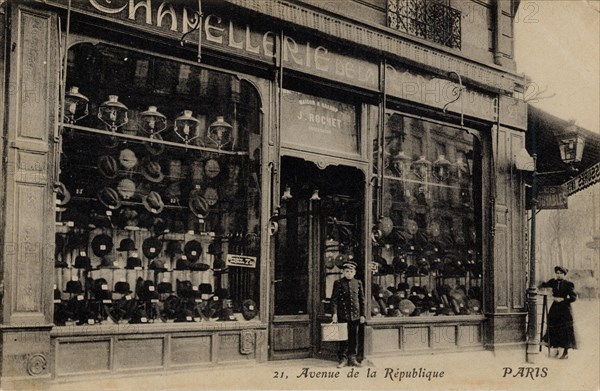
left=368, top=314, right=485, bottom=325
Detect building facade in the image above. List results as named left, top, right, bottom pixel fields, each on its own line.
left=0, top=0, right=532, bottom=387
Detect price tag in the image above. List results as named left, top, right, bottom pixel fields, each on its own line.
left=194, top=299, right=202, bottom=303
left=87, top=319, right=95, bottom=325
left=102, top=299, right=112, bottom=304
left=106, top=211, right=112, bottom=216
left=134, top=267, right=142, bottom=271
left=149, top=286, right=155, bottom=292
left=77, top=295, right=84, bottom=301
left=66, top=221, right=75, bottom=227
left=71, top=276, right=78, bottom=281
left=440, top=304, right=444, bottom=308
left=132, top=252, right=139, bottom=258
left=141, top=317, right=148, bottom=323
left=388, top=305, right=394, bottom=309
left=100, top=245, right=106, bottom=251
left=186, top=316, right=193, bottom=321
left=213, top=296, right=219, bottom=301
left=229, top=315, right=236, bottom=320
left=125, top=295, right=132, bottom=300
left=193, top=317, right=201, bottom=322
left=151, top=299, right=159, bottom=303
left=149, top=247, right=156, bottom=254
left=400, top=293, right=405, bottom=298
left=192, top=286, right=198, bottom=291
left=459, top=303, right=464, bottom=308
left=191, top=251, right=197, bottom=256
left=181, top=255, right=188, bottom=260
left=101, top=284, right=108, bottom=290
left=53, top=299, right=61, bottom=304
left=248, top=305, right=254, bottom=310
left=53, top=284, right=57, bottom=290
left=378, top=293, right=383, bottom=298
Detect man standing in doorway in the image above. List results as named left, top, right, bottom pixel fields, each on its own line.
left=331, top=260, right=365, bottom=368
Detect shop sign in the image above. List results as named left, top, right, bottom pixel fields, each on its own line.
left=499, top=95, right=527, bottom=130
left=45, top=0, right=379, bottom=91
left=385, top=64, right=498, bottom=122
left=564, top=162, right=600, bottom=196
left=226, top=254, right=257, bottom=269
left=537, top=186, right=568, bottom=210
left=280, top=89, right=358, bottom=156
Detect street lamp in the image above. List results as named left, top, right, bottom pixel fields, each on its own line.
left=525, top=122, right=586, bottom=363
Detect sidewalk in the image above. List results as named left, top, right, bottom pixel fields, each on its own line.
left=37, top=299, right=597, bottom=391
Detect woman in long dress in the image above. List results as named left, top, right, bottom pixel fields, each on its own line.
left=541, top=266, right=577, bottom=359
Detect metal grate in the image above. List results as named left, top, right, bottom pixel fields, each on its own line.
left=388, top=0, right=461, bottom=49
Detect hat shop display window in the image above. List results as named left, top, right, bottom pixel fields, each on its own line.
left=370, top=112, right=483, bottom=318
left=53, top=43, right=262, bottom=326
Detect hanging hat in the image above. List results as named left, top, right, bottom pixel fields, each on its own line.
left=142, top=237, right=162, bottom=259
left=213, top=257, right=226, bottom=270
left=124, top=256, right=142, bottom=270
left=116, top=179, right=136, bottom=200
left=184, top=240, right=203, bottom=262
left=101, top=135, right=120, bottom=149
left=241, top=299, right=258, bottom=320
left=378, top=217, right=394, bottom=236
left=55, top=182, right=71, bottom=207
left=191, top=262, right=210, bottom=271
left=189, top=191, right=209, bottom=218
left=165, top=182, right=181, bottom=200
left=145, top=133, right=165, bottom=155
left=117, top=238, right=137, bottom=252
left=143, top=191, right=165, bottom=214
left=98, top=255, right=119, bottom=269
left=325, top=255, right=335, bottom=270
left=97, top=187, right=122, bottom=210
left=190, top=160, right=204, bottom=184
left=204, top=159, right=220, bottom=179
left=392, top=257, right=408, bottom=274
left=141, top=159, right=164, bottom=183
left=93, top=278, right=111, bottom=301
left=72, top=255, right=92, bottom=271
left=399, top=299, right=416, bottom=315
left=137, top=280, right=159, bottom=301
left=118, top=148, right=138, bottom=170
left=66, top=280, right=83, bottom=294
left=149, top=258, right=167, bottom=272
left=168, top=159, right=183, bottom=180
left=218, top=307, right=237, bottom=322
left=203, top=187, right=219, bottom=206
left=55, top=257, right=69, bottom=268
left=467, top=299, right=481, bottom=313
left=114, top=281, right=132, bottom=294
left=177, top=280, right=194, bottom=298
left=214, top=288, right=230, bottom=300
left=91, top=234, right=113, bottom=257
left=98, top=155, right=119, bottom=179
left=406, top=264, right=419, bottom=277
left=157, top=281, right=174, bottom=294
left=199, top=283, right=213, bottom=295
left=207, top=242, right=223, bottom=255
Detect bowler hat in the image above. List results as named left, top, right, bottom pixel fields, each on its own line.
left=142, top=237, right=162, bottom=259
left=184, top=240, right=203, bottom=262
left=98, top=155, right=118, bottom=178
left=114, top=281, right=132, bottom=294
left=406, top=264, right=419, bottom=277
left=66, top=280, right=83, bottom=294
left=199, top=283, right=213, bottom=295
left=55, top=258, right=69, bottom=268
left=191, top=262, right=210, bottom=271
left=143, top=191, right=164, bottom=214
left=93, top=278, right=111, bottom=300
left=175, top=258, right=191, bottom=270
left=213, top=257, right=226, bottom=270
left=73, top=255, right=91, bottom=270
left=141, top=159, right=164, bottom=183
left=138, top=280, right=159, bottom=301
left=392, top=257, right=408, bottom=274
left=98, top=187, right=122, bottom=210
left=91, top=234, right=113, bottom=257
left=125, top=257, right=142, bottom=269
left=117, top=238, right=137, bottom=252
left=467, top=298, right=481, bottom=313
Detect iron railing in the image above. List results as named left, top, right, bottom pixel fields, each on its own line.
left=388, top=0, right=462, bottom=49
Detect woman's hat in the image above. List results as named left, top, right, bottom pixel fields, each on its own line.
left=98, top=255, right=119, bottom=269
left=184, top=240, right=203, bottom=262
left=143, top=191, right=164, bottom=214
left=125, top=257, right=142, bottom=269
left=117, top=238, right=137, bottom=252
left=141, top=159, right=164, bottom=183
left=142, top=237, right=162, bottom=259
left=97, top=187, right=122, bottom=210
left=98, top=155, right=118, bottom=178
left=554, top=265, right=568, bottom=275
left=149, top=258, right=167, bottom=272
left=91, top=234, right=114, bottom=257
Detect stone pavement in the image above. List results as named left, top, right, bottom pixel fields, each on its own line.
left=20, top=299, right=600, bottom=391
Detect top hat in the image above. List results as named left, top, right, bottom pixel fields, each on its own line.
left=125, top=257, right=142, bottom=269
left=184, top=240, right=203, bottom=262
left=118, top=148, right=138, bottom=170
left=143, top=191, right=164, bottom=214
left=141, top=159, right=164, bottom=183
left=98, top=155, right=119, bottom=178
left=117, top=238, right=137, bottom=252
left=91, top=234, right=114, bottom=257
left=98, top=187, right=122, bottom=210
left=142, top=237, right=162, bottom=259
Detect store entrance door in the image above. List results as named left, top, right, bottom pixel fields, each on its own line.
left=270, top=156, right=364, bottom=360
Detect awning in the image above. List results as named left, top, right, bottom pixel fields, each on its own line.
left=526, top=106, right=600, bottom=196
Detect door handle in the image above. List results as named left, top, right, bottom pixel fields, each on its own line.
left=273, top=279, right=283, bottom=284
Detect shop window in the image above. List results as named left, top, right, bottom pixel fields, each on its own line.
left=371, top=111, right=482, bottom=318
left=54, top=43, right=262, bottom=326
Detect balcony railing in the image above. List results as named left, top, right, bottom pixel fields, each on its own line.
left=388, top=0, right=461, bottom=49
